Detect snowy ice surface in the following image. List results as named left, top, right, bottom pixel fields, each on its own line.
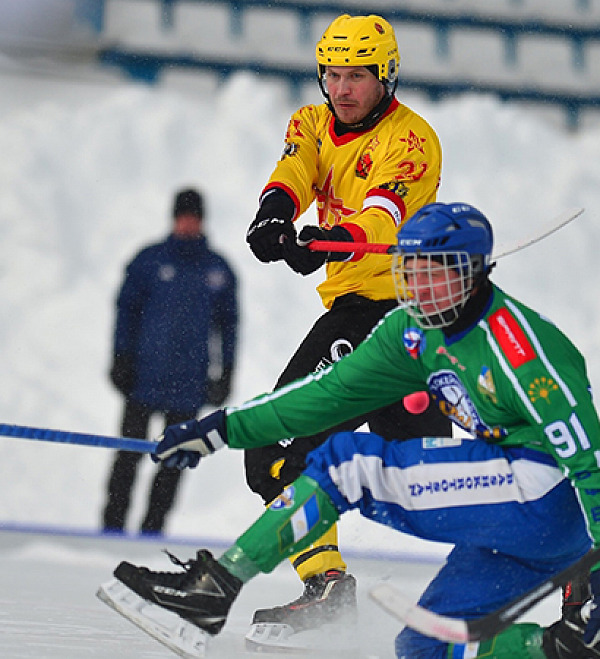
left=0, top=529, right=561, bottom=658
left=0, top=24, right=599, bottom=657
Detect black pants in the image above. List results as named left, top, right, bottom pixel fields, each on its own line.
left=244, top=294, right=451, bottom=503
left=102, top=399, right=194, bottom=533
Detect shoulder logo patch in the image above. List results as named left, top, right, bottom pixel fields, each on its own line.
left=477, top=366, right=497, bottom=403
left=489, top=308, right=536, bottom=369
left=403, top=328, right=426, bottom=359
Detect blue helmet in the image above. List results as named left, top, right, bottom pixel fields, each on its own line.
left=397, top=202, right=493, bottom=271
left=393, top=202, right=494, bottom=328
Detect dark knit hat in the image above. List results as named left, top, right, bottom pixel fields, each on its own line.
left=173, top=188, right=204, bottom=218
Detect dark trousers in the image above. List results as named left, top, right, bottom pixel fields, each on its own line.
left=102, top=399, right=194, bottom=533
left=244, top=294, right=451, bottom=503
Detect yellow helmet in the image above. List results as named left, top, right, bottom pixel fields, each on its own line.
left=315, top=14, right=400, bottom=96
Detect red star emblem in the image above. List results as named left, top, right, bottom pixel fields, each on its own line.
left=315, top=168, right=355, bottom=227
left=286, top=118, right=304, bottom=140
left=399, top=130, right=426, bottom=155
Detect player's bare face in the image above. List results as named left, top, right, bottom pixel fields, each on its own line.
left=403, top=256, right=464, bottom=317
left=325, top=66, right=385, bottom=125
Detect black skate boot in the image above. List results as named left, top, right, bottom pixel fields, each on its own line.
left=252, top=568, right=357, bottom=632
left=114, top=549, right=242, bottom=635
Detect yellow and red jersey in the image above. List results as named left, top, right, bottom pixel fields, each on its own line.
left=262, top=98, right=442, bottom=309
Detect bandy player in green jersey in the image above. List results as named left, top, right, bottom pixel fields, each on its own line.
left=104, top=202, right=600, bottom=659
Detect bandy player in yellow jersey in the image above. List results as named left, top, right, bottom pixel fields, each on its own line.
left=243, top=14, right=452, bottom=643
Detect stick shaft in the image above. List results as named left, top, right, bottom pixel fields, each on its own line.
left=307, top=207, right=584, bottom=258
left=0, top=423, right=156, bottom=453
left=308, top=241, right=394, bottom=254
left=370, top=545, right=600, bottom=644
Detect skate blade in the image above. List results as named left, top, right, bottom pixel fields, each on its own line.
left=244, top=621, right=359, bottom=655
left=244, top=623, right=310, bottom=654
left=97, top=578, right=210, bottom=659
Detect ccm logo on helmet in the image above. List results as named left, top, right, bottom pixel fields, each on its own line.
left=327, top=46, right=351, bottom=52
left=398, top=239, right=423, bottom=246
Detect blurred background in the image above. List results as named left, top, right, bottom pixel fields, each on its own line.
left=0, top=0, right=599, bottom=556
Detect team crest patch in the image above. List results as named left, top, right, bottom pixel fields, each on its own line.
left=403, top=328, right=425, bottom=359
left=489, top=308, right=536, bottom=369
left=356, top=152, right=373, bottom=179
left=428, top=370, right=506, bottom=440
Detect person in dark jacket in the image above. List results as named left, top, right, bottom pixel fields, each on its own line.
left=102, top=187, right=238, bottom=535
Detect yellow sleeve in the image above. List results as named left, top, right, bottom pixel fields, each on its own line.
left=262, top=104, right=326, bottom=217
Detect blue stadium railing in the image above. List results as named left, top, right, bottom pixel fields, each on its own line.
left=84, top=0, right=600, bottom=129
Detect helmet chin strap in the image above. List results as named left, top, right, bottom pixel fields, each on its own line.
left=329, top=93, right=394, bottom=134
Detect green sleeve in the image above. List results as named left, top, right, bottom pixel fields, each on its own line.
left=225, top=308, right=426, bottom=449
left=537, top=359, right=600, bottom=551
left=506, top=316, right=600, bottom=553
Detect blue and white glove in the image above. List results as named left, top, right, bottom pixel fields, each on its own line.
left=152, top=410, right=228, bottom=470
left=583, top=571, right=600, bottom=650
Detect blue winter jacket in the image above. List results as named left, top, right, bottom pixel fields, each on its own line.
left=113, top=234, right=238, bottom=414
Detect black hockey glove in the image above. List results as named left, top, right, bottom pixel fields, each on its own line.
left=205, top=366, right=233, bottom=407
left=246, top=187, right=296, bottom=263
left=282, top=225, right=353, bottom=276
left=109, top=352, right=136, bottom=396
left=246, top=216, right=295, bottom=263
left=152, top=410, right=228, bottom=470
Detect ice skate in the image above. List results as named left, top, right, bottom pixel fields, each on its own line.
left=245, top=569, right=357, bottom=652
left=97, top=549, right=241, bottom=658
